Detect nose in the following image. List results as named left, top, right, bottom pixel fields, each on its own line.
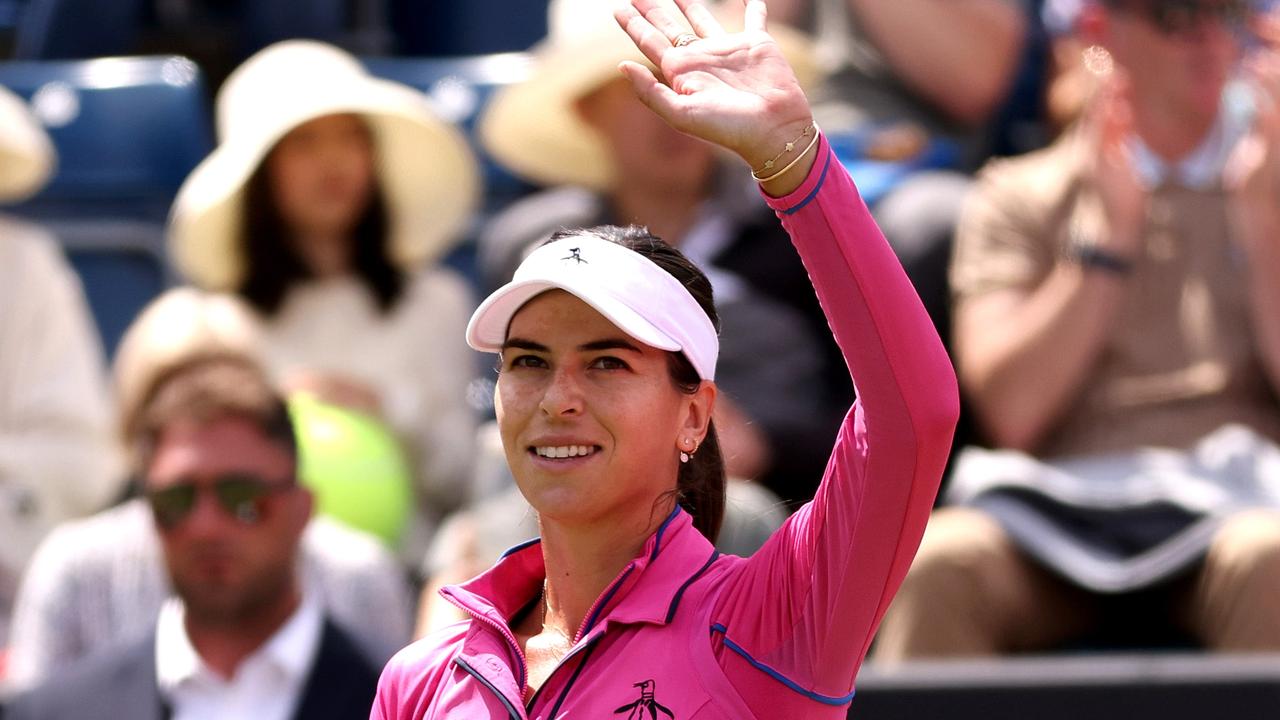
left=538, top=366, right=585, bottom=417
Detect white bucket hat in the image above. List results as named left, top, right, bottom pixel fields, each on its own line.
left=169, top=40, right=481, bottom=291
left=478, top=0, right=821, bottom=191
left=0, top=84, right=55, bottom=203
left=467, top=233, right=719, bottom=381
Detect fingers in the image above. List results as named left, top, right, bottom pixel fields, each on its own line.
left=617, top=60, right=684, bottom=122
left=615, top=3, right=679, bottom=69
left=673, top=0, right=725, bottom=37
left=631, top=0, right=696, bottom=44
left=743, top=0, right=768, bottom=33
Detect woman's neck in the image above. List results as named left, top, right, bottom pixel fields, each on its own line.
left=291, top=232, right=353, bottom=278
left=537, top=500, right=676, bottom=641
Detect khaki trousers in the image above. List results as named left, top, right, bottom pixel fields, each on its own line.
left=873, top=506, right=1280, bottom=663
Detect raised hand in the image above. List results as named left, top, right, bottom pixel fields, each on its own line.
left=1082, top=73, right=1147, bottom=258
left=613, top=0, right=815, bottom=192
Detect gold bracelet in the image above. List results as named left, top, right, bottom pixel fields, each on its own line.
left=752, top=124, right=821, bottom=183
left=751, top=121, right=816, bottom=180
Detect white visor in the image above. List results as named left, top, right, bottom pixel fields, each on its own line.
left=466, top=234, right=719, bottom=381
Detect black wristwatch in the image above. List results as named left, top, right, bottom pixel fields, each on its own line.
left=1064, top=242, right=1135, bottom=276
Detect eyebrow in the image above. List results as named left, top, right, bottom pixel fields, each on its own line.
left=502, top=337, right=644, bottom=354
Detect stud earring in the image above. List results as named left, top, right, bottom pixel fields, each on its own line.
left=679, top=437, right=694, bottom=464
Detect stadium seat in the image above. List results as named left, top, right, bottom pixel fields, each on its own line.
left=0, top=55, right=214, bottom=221
left=51, top=218, right=171, bottom=359
left=0, top=0, right=25, bottom=29
left=11, top=0, right=147, bottom=59
left=388, top=0, right=549, bottom=56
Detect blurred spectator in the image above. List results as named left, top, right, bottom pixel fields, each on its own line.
left=0, top=84, right=122, bottom=650
left=4, top=289, right=412, bottom=695
left=475, top=0, right=847, bottom=503
left=7, top=355, right=381, bottom=719
left=166, top=40, right=483, bottom=553
left=767, top=0, right=1030, bottom=344
left=876, top=0, right=1280, bottom=660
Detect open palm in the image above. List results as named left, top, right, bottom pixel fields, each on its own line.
left=614, top=0, right=813, bottom=173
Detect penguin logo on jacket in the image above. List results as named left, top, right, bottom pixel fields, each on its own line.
left=613, top=679, right=674, bottom=719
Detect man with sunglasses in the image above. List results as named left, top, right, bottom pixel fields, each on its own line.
left=875, top=1, right=1280, bottom=660
left=8, top=356, right=380, bottom=719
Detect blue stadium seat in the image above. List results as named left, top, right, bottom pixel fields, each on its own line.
left=0, top=56, right=214, bottom=221
left=51, top=218, right=171, bottom=360
left=11, top=0, right=147, bottom=59
left=389, top=0, right=549, bottom=56
left=0, top=0, right=26, bottom=30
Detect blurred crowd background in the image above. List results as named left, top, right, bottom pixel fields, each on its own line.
left=2, top=0, right=1280, bottom=717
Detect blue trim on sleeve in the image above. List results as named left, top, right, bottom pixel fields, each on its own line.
left=648, top=505, right=683, bottom=562
left=664, top=550, right=719, bottom=623
left=498, top=536, right=541, bottom=559
left=710, top=624, right=856, bottom=706
left=780, top=148, right=833, bottom=217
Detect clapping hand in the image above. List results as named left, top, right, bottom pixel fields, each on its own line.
left=614, top=0, right=816, bottom=194
left=1082, top=72, right=1147, bottom=258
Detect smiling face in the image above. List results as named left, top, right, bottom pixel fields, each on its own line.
left=495, top=290, right=714, bottom=532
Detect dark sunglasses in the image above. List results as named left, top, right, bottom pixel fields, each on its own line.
left=1111, top=0, right=1251, bottom=36
left=145, top=473, right=294, bottom=530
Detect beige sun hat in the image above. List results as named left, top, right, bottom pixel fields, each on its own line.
left=112, top=288, right=265, bottom=442
left=169, top=40, right=481, bottom=291
left=478, top=0, right=822, bottom=191
left=0, top=84, right=55, bottom=203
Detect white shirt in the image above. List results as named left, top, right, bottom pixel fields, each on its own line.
left=155, top=594, right=324, bottom=720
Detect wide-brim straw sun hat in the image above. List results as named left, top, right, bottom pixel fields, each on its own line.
left=169, top=40, right=481, bottom=291
left=0, top=84, right=55, bottom=203
left=479, top=0, right=822, bottom=191
left=112, top=288, right=266, bottom=441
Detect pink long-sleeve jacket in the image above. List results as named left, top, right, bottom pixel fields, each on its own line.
left=371, top=136, right=959, bottom=719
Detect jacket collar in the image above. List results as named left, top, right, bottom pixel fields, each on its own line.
left=441, top=507, right=719, bottom=639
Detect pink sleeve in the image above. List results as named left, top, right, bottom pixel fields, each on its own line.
left=710, top=137, right=959, bottom=702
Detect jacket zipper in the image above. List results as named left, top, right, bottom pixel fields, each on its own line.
left=525, top=562, right=637, bottom=714
left=575, top=562, right=636, bottom=640
left=443, top=591, right=530, bottom=691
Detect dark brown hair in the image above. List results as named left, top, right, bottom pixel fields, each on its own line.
left=547, top=226, right=726, bottom=543
left=132, top=354, right=296, bottom=476
left=237, top=149, right=403, bottom=316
